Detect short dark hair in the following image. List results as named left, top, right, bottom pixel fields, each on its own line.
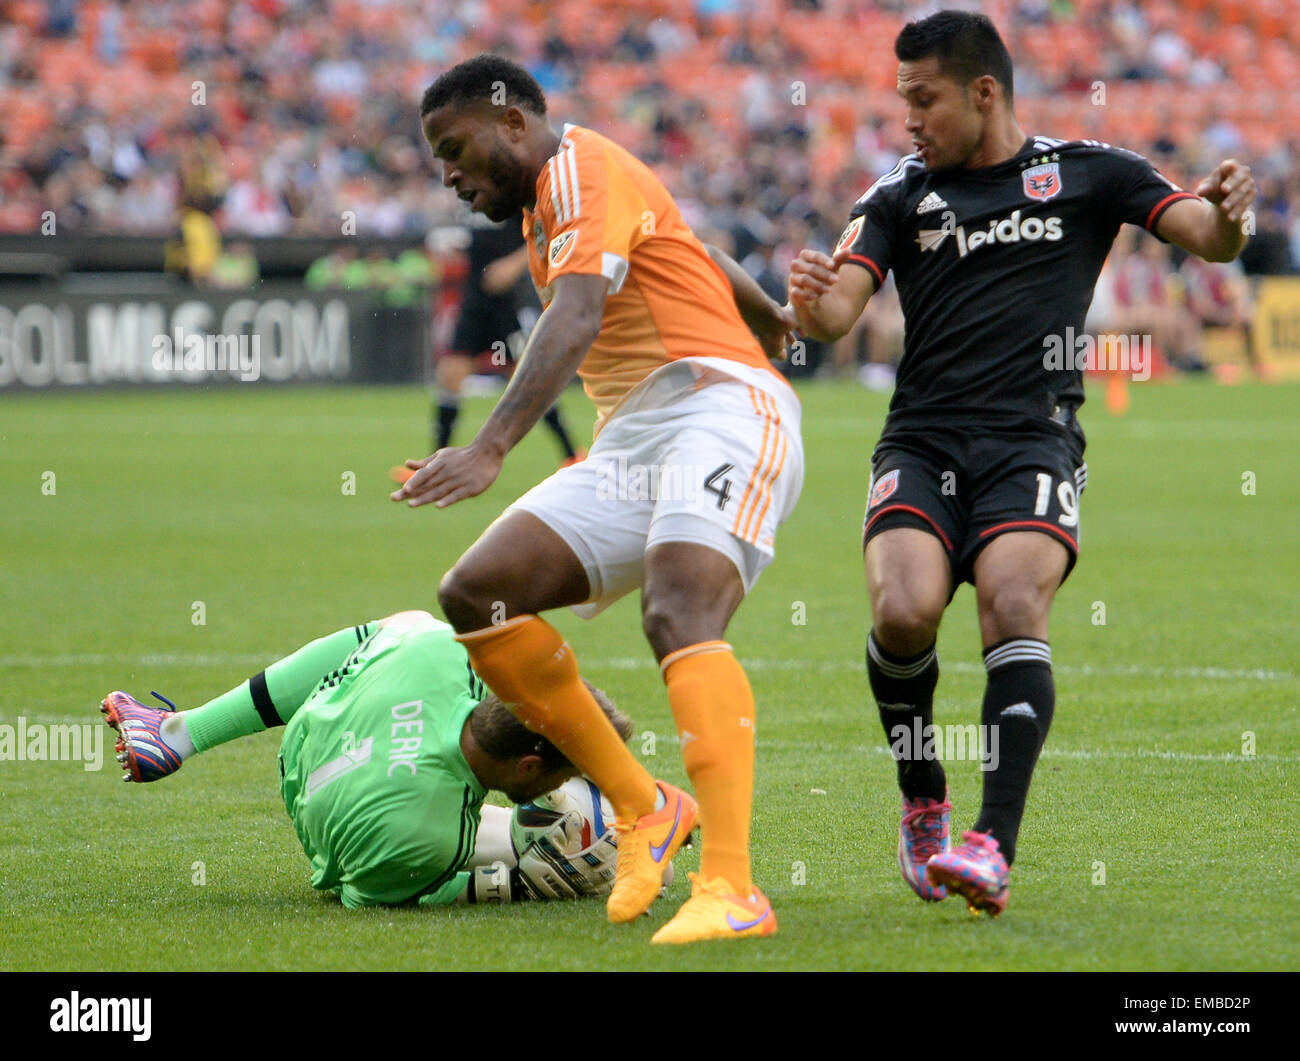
left=420, top=53, right=548, bottom=119
left=470, top=681, right=632, bottom=773
left=894, top=10, right=1014, bottom=105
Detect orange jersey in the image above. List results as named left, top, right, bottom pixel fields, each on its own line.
left=521, top=124, right=786, bottom=431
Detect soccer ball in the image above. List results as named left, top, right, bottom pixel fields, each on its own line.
left=510, top=776, right=614, bottom=860
left=509, top=777, right=676, bottom=899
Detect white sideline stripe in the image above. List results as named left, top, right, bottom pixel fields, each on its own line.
left=1108, top=422, right=1300, bottom=441
left=0, top=654, right=1292, bottom=683
left=1041, top=747, right=1294, bottom=764
left=0, top=653, right=271, bottom=667
left=849, top=743, right=1298, bottom=765
left=636, top=736, right=1299, bottom=765
left=584, top=657, right=1295, bottom=683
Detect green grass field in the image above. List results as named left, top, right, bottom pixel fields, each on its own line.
left=2, top=378, right=1297, bottom=971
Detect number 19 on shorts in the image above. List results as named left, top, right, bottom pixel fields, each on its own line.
left=1033, top=472, right=1079, bottom=527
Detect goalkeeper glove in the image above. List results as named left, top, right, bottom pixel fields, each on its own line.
left=465, top=862, right=526, bottom=903
left=515, top=824, right=619, bottom=900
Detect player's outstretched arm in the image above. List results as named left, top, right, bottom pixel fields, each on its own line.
left=787, top=247, right=877, bottom=342
left=702, top=242, right=797, bottom=361
left=391, top=272, right=606, bottom=509
left=480, top=244, right=531, bottom=296
left=1156, top=159, right=1256, bottom=264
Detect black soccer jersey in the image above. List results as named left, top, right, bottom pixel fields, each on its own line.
left=462, top=213, right=527, bottom=314
left=837, top=136, right=1198, bottom=433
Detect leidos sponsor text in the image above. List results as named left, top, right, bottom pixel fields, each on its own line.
left=916, top=208, right=1062, bottom=258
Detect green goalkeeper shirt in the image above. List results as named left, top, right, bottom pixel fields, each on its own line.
left=278, top=614, right=488, bottom=908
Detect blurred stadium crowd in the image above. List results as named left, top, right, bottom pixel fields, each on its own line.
left=1, top=0, right=1296, bottom=376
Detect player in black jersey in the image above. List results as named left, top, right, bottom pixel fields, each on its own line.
left=431, top=214, right=580, bottom=464
left=788, top=10, right=1255, bottom=916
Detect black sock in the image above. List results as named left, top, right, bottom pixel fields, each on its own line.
left=435, top=396, right=459, bottom=450
left=542, top=405, right=577, bottom=459
left=867, top=630, right=945, bottom=801
left=972, top=638, right=1056, bottom=866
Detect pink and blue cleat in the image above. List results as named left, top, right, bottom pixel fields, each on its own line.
left=101, top=690, right=183, bottom=783
left=926, top=829, right=1009, bottom=917
left=899, top=790, right=952, bottom=901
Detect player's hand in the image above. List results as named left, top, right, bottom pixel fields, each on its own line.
left=389, top=441, right=502, bottom=508
left=787, top=248, right=844, bottom=306
left=1196, top=159, right=1256, bottom=224
left=753, top=300, right=799, bottom=362
left=515, top=820, right=618, bottom=900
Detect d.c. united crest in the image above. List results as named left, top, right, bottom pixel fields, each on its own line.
left=868, top=468, right=899, bottom=509
left=1022, top=162, right=1062, bottom=201
left=835, top=215, right=864, bottom=253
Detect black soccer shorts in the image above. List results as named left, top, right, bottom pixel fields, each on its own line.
left=448, top=303, right=521, bottom=360
left=862, top=418, right=1088, bottom=586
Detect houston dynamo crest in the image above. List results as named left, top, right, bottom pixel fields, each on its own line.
left=548, top=230, right=578, bottom=267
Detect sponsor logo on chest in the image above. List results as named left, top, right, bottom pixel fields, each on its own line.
left=914, top=208, right=1063, bottom=259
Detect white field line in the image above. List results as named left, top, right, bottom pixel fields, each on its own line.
left=6, top=649, right=1291, bottom=763
left=621, top=737, right=1297, bottom=765
left=0, top=654, right=271, bottom=668
left=11, top=715, right=1286, bottom=765
left=821, top=744, right=1298, bottom=765
left=584, top=657, right=1294, bottom=683
left=0, top=654, right=1292, bottom=684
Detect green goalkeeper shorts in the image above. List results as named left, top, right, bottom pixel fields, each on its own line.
left=278, top=613, right=488, bottom=908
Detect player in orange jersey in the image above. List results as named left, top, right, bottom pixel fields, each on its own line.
left=392, top=54, right=802, bottom=944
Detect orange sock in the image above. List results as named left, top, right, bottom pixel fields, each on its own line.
left=456, top=616, right=656, bottom=820
left=662, top=641, right=755, bottom=895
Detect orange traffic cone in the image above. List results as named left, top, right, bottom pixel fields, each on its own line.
left=1105, top=371, right=1129, bottom=415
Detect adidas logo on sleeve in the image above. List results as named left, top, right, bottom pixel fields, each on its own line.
left=915, top=191, right=949, bottom=214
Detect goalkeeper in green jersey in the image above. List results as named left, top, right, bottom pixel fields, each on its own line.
left=100, top=610, right=633, bottom=907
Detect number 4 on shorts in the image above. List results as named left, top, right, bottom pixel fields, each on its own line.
left=704, top=463, right=735, bottom=510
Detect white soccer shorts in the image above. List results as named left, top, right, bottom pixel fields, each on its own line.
left=505, top=357, right=804, bottom=617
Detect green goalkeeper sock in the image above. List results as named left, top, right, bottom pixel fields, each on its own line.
left=181, top=622, right=378, bottom=754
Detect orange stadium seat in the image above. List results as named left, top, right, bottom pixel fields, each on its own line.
left=5, top=0, right=44, bottom=30
left=1216, top=0, right=1252, bottom=26
left=2, top=0, right=1295, bottom=248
